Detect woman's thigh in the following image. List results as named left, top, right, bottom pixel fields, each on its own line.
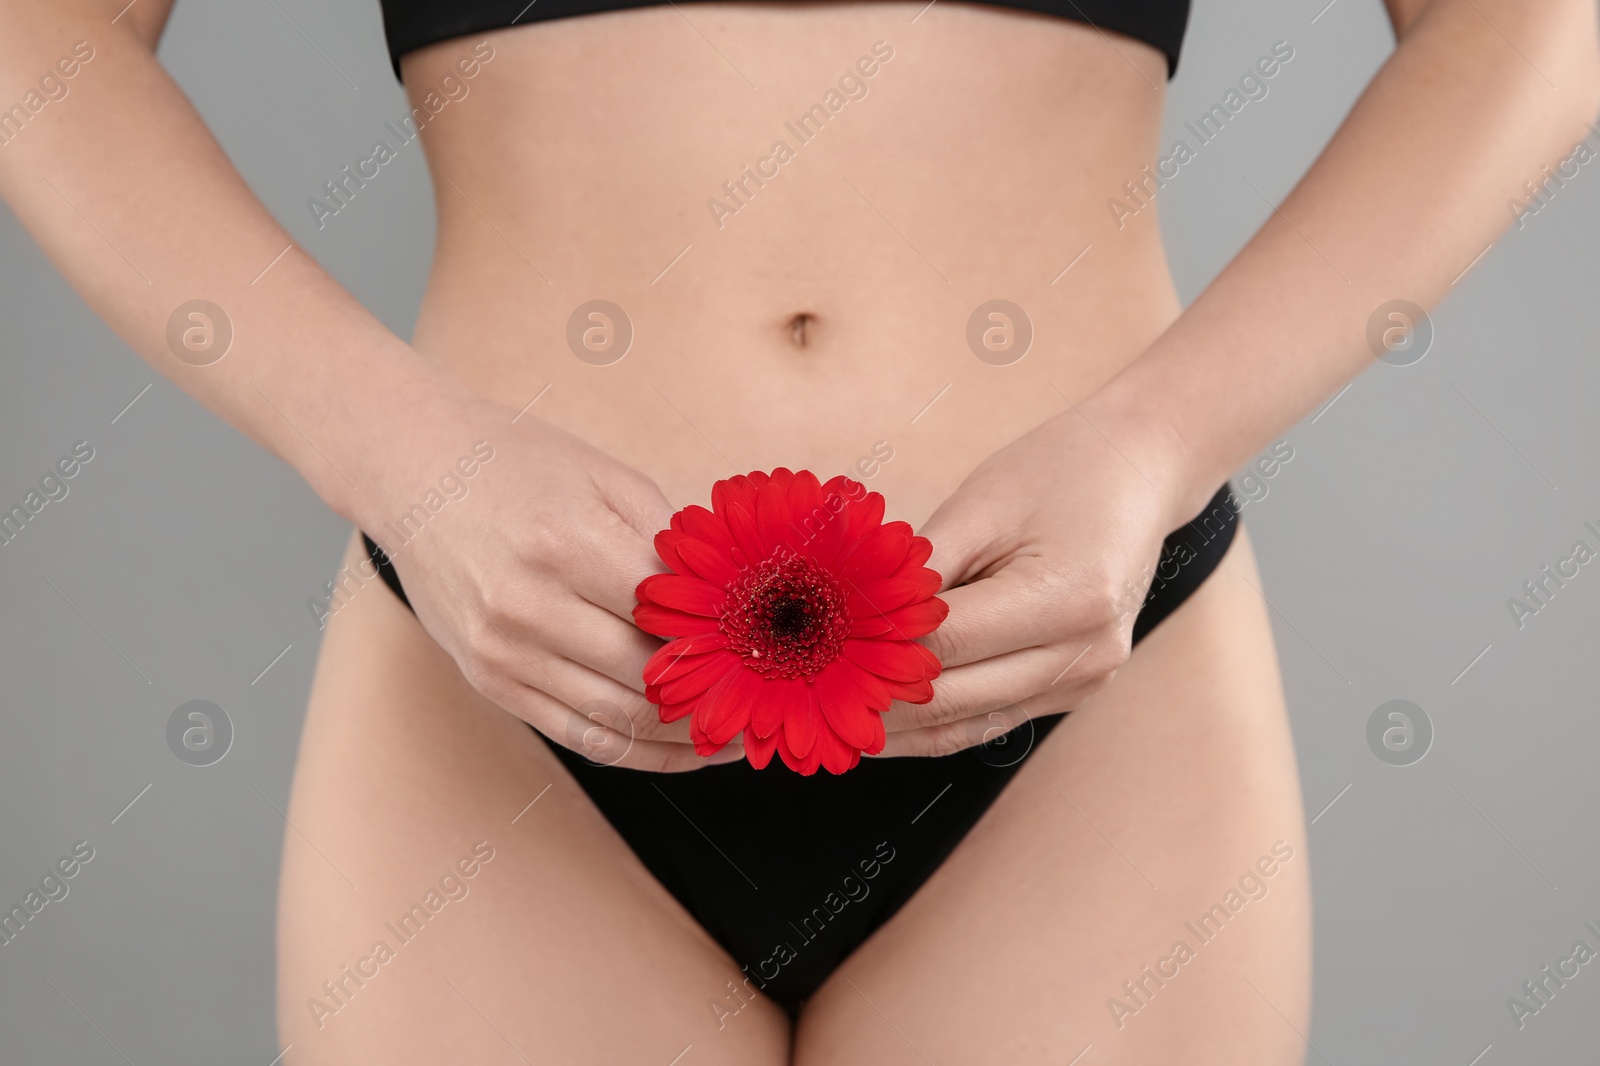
left=795, top=525, right=1312, bottom=1065
left=275, top=533, right=790, bottom=1064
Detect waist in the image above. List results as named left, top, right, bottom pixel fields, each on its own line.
left=397, top=3, right=1180, bottom=521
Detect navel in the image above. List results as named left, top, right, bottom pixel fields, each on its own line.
left=785, top=312, right=817, bottom=349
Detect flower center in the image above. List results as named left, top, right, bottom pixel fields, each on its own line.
left=720, top=551, right=851, bottom=679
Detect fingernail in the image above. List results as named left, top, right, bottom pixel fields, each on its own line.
left=709, top=746, right=746, bottom=764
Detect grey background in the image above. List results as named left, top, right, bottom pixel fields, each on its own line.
left=2, top=0, right=1597, bottom=1062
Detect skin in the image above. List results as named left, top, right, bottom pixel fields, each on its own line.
left=1, top=0, right=1596, bottom=1061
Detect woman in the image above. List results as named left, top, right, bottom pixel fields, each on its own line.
left=2, top=0, right=1595, bottom=1061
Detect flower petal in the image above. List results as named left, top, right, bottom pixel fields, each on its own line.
left=751, top=676, right=805, bottom=739
left=808, top=477, right=856, bottom=566
left=825, top=489, right=889, bottom=573
left=643, top=633, right=730, bottom=684
left=653, top=530, right=691, bottom=576
left=756, top=474, right=800, bottom=552
left=773, top=728, right=800, bottom=774
left=711, top=476, right=749, bottom=518
left=846, top=569, right=941, bottom=614
left=816, top=660, right=889, bottom=749
left=911, top=641, right=943, bottom=678
left=816, top=725, right=862, bottom=775
left=842, top=488, right=885, bottom=545
left=679, top=504, right=735, bottom=554
left=784, top=685, right=820, bottom=759
left=724, top=501, right=767, bottom=569
left=743, top=727, right=779, bottom=769
left=885, top=676, right=935, bottom=703
left=633, top=603, right=721, bottom=638
left=695, top=664, right=763, bottom=745
left=688, top=716, right=726, bottom=757
left=637, top=574, right=725, bottom=616
left=872, top=597, right=950, bottom=639
left=790, top=468, right=823, bottom=509
left=840, top=523, right=912, bottom=582
left=676, top=537, right=740, bottom=588
left=862, top=710, right=886, bottom=755
left=848, top=615, right=896, bottom=638
left=786, top=470, right=826, bottom=549
left=904, top=535, right=934, bottom=570
left=775, top=722, right=823, bottom=775
left=841, top=638, right=928, bottom=682
left=659, top=697, right=698, bottom=723
left=658, top=652, right=740, bottom=704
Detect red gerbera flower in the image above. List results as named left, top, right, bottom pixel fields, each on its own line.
left=634, top=468, right=947, bottom=775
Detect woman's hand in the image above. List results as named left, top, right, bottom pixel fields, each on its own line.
left=369, top=398, right=733, bottom=772
left=877, top=399, right=1195, bottom=757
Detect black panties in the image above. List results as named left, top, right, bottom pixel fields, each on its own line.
left=360, top=483, right=1238, bottom=1018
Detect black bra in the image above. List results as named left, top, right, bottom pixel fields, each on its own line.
left=381, top=0, right=1189, bottom=81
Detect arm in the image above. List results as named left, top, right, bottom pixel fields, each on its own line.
left=0, top=0, right=466, bottom=520
left=0, top=0, right=711, bottom=769
left=897, top=0, right=1600, bottom=755
left=1089, top=0, right=1600, bottom=523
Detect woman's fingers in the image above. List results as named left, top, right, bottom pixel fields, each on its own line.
left=512, top=653, right=691, bottom=744
left=445, top=584, right=689, bottom=744
left=502, top=681, right=733, bottom=772
left=918, top=572, right=1043, bottom=668
left=444, top=515, right=661, bottom=693
left=597, top=467, right=680, bottom=546
left=883, top=643, right=1109, bottom=732
left=917, top=488, right=1003, bottom=593
left=871, top=709, right=1031, bottom=759
left=528, top=598, right=663, bottom=696
left=921, top=557, right=1113, bottom=669
left=459, top=605, right=686, bottom=743
left=872, top=677, right=1092, bottom=759
left=522, top=508, right=662, bottom=622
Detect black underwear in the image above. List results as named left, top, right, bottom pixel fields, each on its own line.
left=380, top=0, right=1191, bottom=81
left=360, top=482, right=1237, bottom=1017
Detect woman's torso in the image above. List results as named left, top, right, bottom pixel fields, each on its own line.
left=399, top=1, right=1179, bottom=524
